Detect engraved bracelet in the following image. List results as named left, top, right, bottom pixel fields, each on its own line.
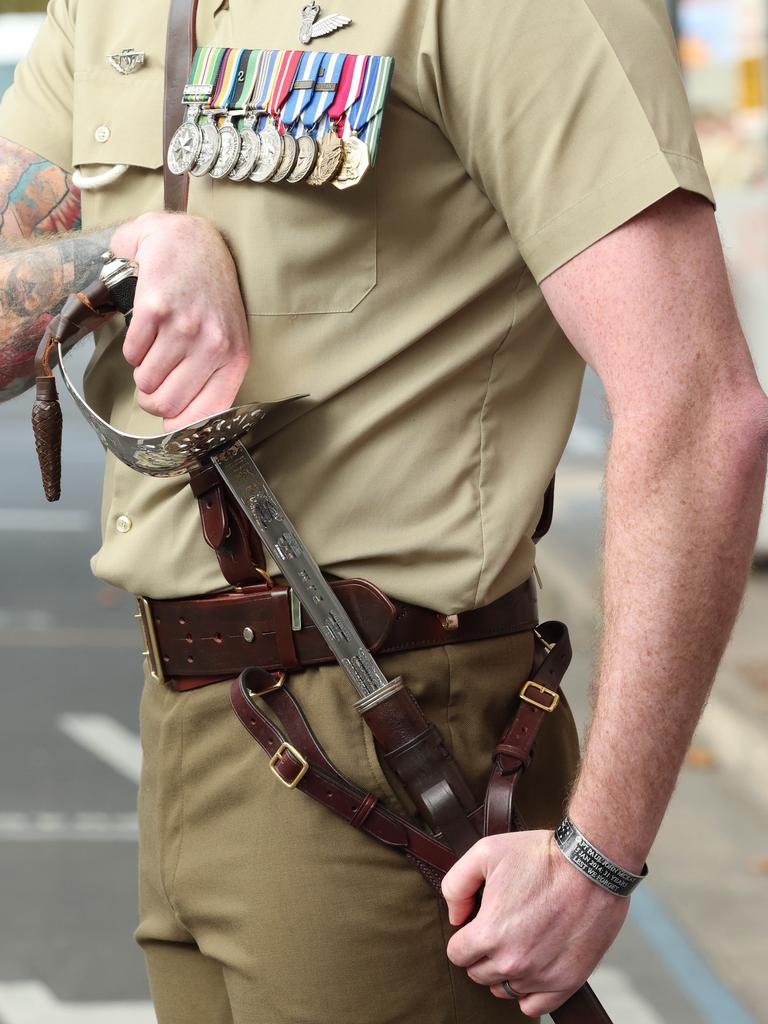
left=553, top=817, right=648, bottom=898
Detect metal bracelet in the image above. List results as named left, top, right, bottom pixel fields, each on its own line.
left=554, top=817, right=648, bottom=898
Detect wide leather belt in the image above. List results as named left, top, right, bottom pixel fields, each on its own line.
left=136, top=575, right=538, bottom=690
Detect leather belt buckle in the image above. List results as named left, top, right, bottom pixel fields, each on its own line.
left=246, top=671, right=287, bottom=699
left=269, top=742, right=309, bottom=789
left=519, top=680, right=560, bottom=713
left=135, top=596, right=166, bottom=685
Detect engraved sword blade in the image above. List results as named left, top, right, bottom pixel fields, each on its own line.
left=212, top=441, right=391, bottom=698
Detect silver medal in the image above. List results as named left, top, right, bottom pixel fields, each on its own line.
left=270, top=133, right=299, bottom=183
left=229, top=124, right=262, bottom=182
left=190, top=119, right=221, bottom=177
left=167, top=120, right=203, bottom=176
left=210, top=121, right=242, bottom=179
left=286, top=135, right=318, bottom=184
left=250, top=123, right=283, bottom=184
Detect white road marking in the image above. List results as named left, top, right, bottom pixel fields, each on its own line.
left=0, top=509, right=90, bottom=532
left=592, top=966, right=666, bottom=1024
left=0, top=609, right=53, bottom=632
left=0, top=813, right=137, bottom=842
left=0, top=981, right=154, bottom=1023
left=58, top=714, right=142, bottom=785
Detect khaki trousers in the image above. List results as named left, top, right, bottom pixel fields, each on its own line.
left=136, top=630, right=580, bottom=1024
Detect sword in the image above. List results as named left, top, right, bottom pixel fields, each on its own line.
left=53, top=261, right=613, bottom=1024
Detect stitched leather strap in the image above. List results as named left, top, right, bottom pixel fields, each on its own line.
left=164, top=0, right=199, bottom=212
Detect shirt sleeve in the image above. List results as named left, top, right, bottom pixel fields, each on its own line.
left=0, top=0, right=75, bottom=172
left=416, top=0, right=714, bottom=283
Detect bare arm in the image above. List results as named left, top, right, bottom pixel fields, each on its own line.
left=443, top=190, right=768, bottom=1017
left=0, top=137, right=111, bottom=401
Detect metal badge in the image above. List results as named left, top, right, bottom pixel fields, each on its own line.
left=298, top=1, right=352, bottom=45
left=107, top=48, right=146, bottom=75
left=250, top=123, right=283, bottom=183
left=270, top=133, right=299, bottom=183
left=167, top=120, right=203, bottom=176
left=209, top=121, right=242, bottom=180
left=306, top=131, right=343, bottom=186
left=286, top=134, right=318, bottom=184
left=190, top=118, right=222, bottom=177
left=229, top=124, right=262, bottom=181
left=333, top=135, right=370, bottom=190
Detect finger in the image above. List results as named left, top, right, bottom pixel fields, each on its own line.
left=122, top=310, right=158, bottom=368
left=442, top=839, right=489, bottom=926
left=488, top=982, right=524, bottom=1001
left=132, top=329, right=195, bottom=396
left=161, top=365, right=243, bottom=432
left=467, top=959, right=512, bottom=987
left=446, top=918, right=496, bottom=969
left=518, top=990, right=575, bottom=1018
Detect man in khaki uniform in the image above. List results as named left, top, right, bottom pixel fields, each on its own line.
left=1, top=1, right=767, bottom=1021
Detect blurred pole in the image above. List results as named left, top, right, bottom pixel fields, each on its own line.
left=733, top=0, right=767, bottom=138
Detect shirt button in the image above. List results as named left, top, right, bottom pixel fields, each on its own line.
left=115, top=514, right=132, bottom=534
left=94, top=124, right=111, bottom=143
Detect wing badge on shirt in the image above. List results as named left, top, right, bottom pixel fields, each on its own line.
left=298, top=1, right=352, bottom=45
left=107, top=48, right=146, bottom=75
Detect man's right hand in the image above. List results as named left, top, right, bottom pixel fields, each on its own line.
left=111, top=212, right=250, bottom=432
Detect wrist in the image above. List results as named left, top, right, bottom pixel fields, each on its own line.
left=566, top=795, right=650, bottom=875
left=554, top=816, right=648, bottom=898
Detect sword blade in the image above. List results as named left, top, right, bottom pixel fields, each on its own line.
left=212, top=440, right=390, bottom=698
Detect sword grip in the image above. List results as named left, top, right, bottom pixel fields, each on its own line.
left=105, top=273, right=137, bottom=326
left=551, top=983, right=613, bottom=1024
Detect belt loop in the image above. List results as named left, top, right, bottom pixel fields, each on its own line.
left=270, top=588, right=303, bottom=672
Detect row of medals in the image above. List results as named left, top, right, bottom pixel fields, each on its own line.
left=167, top=111, right=369, bottom=189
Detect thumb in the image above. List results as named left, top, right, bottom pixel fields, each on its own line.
left=441, top=838, right=490, bottom=926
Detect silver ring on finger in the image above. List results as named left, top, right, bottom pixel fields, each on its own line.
left=502, top=980, right=521, bottom=1000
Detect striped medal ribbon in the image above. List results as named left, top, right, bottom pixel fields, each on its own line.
left=190, top=47, right=235, bottom=176
left=229, top=48, right=264, bottom=181
left=282, top=51, right=327, bottom=183
left=266, top=49, right=304, bottom=182
left=358, top=56, right=395, bottom=165
left=167, top=46, right=227, bottom=176
left=209, top=48, right=249, bottom=179
left=250, top=51, right=287, bottom=183
left=304, top=51, right=347, bottom=186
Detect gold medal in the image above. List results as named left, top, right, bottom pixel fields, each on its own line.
left=306, top=132, right=344, bottom=187
left=332, top=135, right=371, bottom=190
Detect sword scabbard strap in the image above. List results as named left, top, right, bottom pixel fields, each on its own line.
left=189, top=465, right=268, bottom=586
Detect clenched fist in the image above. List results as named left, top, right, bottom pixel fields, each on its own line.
left=111, top=212, right=250, bottom=431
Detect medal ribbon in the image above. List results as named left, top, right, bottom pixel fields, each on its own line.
left=301, top=51, right=346, bottom=129
left=211, top=48, right=248, bottom=110
left=327, top=53, right=368, bottom=135
left=233, top=48, right=262, bottom=111
left=251, top=49, right=280, bottom=115
left=344, top=54, right=381, bottom=137
left=266, top=49, right=303, bottom=122
left=358, top=56, right=395, bottom=162
left=280, top=50, right=325, bottom=127
left=183, top=46, right=227, bottom=105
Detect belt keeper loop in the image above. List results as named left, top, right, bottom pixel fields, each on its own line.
left=350, top=792, right=379, bottom=829
left=270, top=587, right=302, bottom=672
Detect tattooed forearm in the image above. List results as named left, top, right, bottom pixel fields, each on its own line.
left=0, top=137, right=113, bottom=400
left=0, top=138, right=82, bottom=239
left=0, top=229, right=113, bottom=400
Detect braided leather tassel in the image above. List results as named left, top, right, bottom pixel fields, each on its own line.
left=32, top=373, right=63, bottom=502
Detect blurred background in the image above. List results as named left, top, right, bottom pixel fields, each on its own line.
left=0, top=1, right=766, bottom=1022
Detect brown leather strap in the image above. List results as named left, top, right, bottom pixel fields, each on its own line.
left=147, top=576, right=537, bottom=684
left=229, top=673, right=456, bottom=881
left=164, top=0, right=199, bottom=212
left=483, top=621, right=571, bottom=837
left=189, top=465, right=268, bottom=586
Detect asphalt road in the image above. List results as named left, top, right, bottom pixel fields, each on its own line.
left=0, top=353, right=764, bottom=1024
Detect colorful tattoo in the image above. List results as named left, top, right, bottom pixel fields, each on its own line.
left=0, top=138, right=111, bottom=400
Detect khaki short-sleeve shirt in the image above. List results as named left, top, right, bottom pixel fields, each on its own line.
left=0, top=0, right=713, bottom=611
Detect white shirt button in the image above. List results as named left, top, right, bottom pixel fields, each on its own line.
left=94, top=125, right=111, bottom=143
left=115, top=514, right=132, bottom=534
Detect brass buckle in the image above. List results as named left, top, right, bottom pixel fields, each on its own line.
left=269, top=742, right=309, bottom=789
left=135, top=596, right=165, bottom=685
left=247, top=672, right=287, bottom=699
left=533, top=628, right=555, bottom=654
left=520, top=680, right=560, bottom=713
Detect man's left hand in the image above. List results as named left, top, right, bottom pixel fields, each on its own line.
left=443, top=830, right=628, bottom=1018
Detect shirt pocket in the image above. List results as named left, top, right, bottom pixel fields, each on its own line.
left=72, top=66, right=165, bottom=223
left=207, top=154, right=377, bottom=317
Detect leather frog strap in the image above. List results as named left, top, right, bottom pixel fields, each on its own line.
left=164, top=0, right=199, bottom=212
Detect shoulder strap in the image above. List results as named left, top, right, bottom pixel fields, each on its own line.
left=163, top=0, right=200, bottom=212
